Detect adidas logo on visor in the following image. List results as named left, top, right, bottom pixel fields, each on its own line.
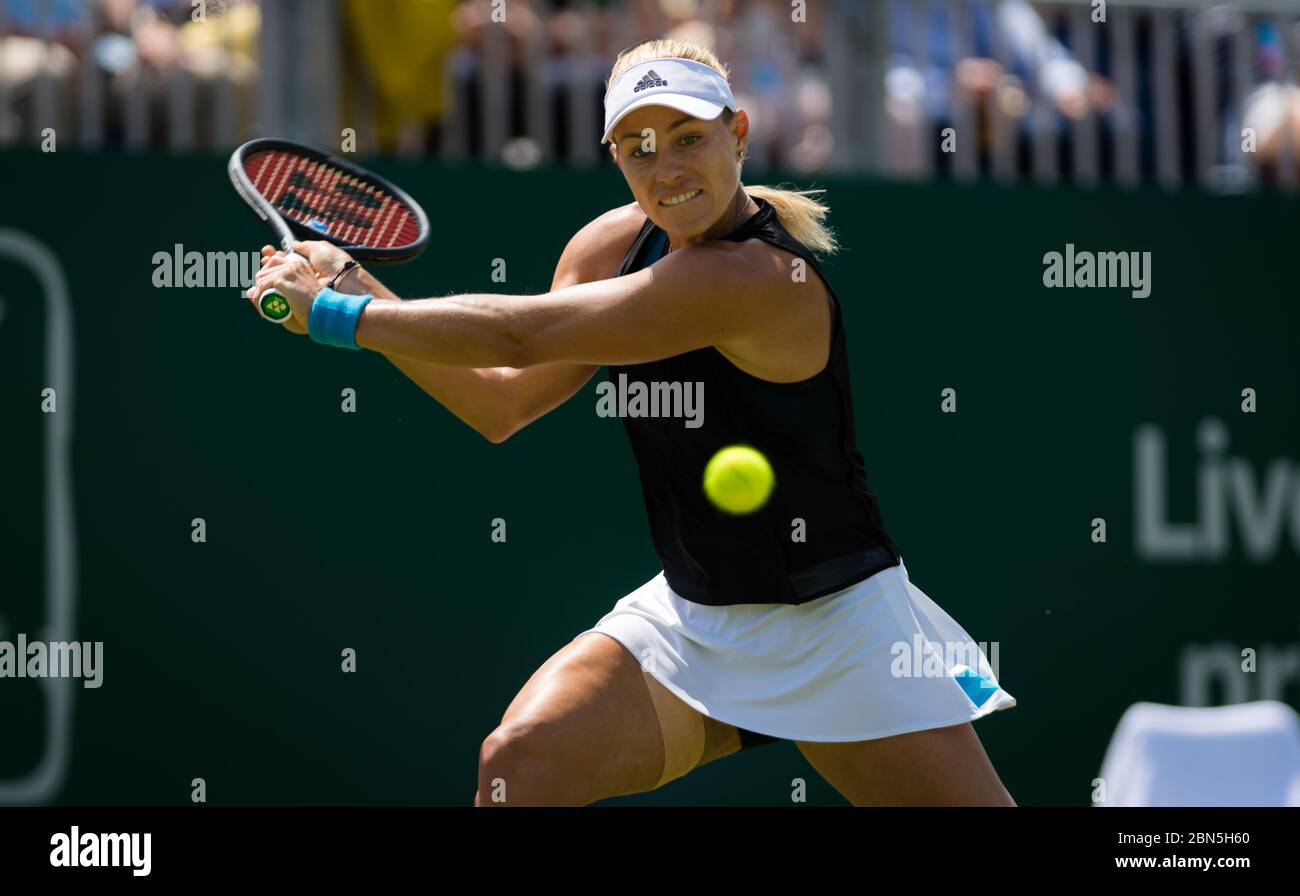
left=633, top=70, right=668, bottom=93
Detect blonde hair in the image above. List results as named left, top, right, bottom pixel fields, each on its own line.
left=607, top=38, right=840, bottom=257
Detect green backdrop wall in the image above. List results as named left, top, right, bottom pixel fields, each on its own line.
left=1, top=149, right=1296, bottom=805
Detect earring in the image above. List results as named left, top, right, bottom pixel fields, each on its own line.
left=739, top=150, right=750, bottom=161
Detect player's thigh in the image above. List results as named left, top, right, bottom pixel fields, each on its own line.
left=795, top=722, right=1015, bottom=807
left=480, top=631, right=739, bottom=803
left=640, top=654, right=745, bottom=776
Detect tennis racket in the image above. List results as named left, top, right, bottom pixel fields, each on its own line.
left=228, top=138, right=430, bottom=323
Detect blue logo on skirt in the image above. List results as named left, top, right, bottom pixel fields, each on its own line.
left=953, top=665, right=999, bottom=709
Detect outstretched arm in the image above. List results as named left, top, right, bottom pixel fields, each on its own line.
left=338, top=239, right=788, bottom=369
left=255, top=244, right=518, bottom=441
left=254, top=226, right=611, bottom=441
left=342, top=262, right=598, bottom=442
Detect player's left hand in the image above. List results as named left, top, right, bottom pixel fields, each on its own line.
left=252, top=249, right=306, bottom=333
left=246, top=253, right=319, bottom=331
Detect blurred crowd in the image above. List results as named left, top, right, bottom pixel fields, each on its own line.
left=3, top=0, right=1299, bottom=187
left=420, top=0, right=833, bottom=169
left=886, top=0, right=1300, bottom=185
left=0, top=0, right=259, bottom=144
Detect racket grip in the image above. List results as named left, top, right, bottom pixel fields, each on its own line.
left=256, top=250, right=304, bottom=324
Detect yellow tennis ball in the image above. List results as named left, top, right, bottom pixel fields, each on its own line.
left=703, top=445, right=775, bottom=515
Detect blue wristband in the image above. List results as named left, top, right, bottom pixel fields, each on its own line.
left=308, top=288, right=374, bottom=350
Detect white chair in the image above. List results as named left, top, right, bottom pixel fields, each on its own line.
left=1095, top=701, right=1300, bottom=807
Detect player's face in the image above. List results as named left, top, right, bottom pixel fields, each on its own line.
left=610, top=104, right=749, bottom=242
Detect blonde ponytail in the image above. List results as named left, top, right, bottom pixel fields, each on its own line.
left=608, top=38, right=840, bottom=258
left=743, top=185, right=839, bottom=257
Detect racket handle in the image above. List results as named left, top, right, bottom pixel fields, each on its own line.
left=256, top=250, right=304, bottom=324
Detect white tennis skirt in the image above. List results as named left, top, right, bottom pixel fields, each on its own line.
left=577, top=558, right=1016, bottom=743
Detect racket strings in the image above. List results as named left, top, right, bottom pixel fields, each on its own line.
left=244, top=150, right=421, bottom=249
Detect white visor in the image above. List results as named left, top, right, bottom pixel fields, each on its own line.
left=602, top=57, right=737, bottom=145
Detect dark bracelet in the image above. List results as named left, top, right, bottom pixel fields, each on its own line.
left=327, top=259, right=360, bottom=291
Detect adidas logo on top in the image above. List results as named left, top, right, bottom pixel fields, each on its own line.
left=633, top=70, right=668, bottom=93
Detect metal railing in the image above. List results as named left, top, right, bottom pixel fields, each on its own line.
left=0, top=0, right=334, bottom=152
left=2, top=0, right=1298, bottom=193
left=423, top=0, right=1300, bottom=191
left=871, top=0, right=1300, bottom=190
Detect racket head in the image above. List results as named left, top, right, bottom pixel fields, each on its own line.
left=228, top=138, right=430, bottom=263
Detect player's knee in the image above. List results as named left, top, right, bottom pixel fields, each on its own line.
left=477, top=722, right=578, bottom=806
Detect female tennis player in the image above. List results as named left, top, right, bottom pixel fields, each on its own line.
left=248, top=39, right=1017, bottom=806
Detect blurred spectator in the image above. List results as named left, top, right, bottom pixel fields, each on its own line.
left=659, top=0, right=732, bottom=54
left=725, top=0, right=832, bottom=172
left=344, top=0, right=456, bottom=154
left=176, top=0, right=258, bottom=145
left=1240, top=81, right=1300, bottom=186
left=887, top=0, right=1115, bottom=176
left=1, top=0, right=87, bottom=48
left=1228, top=19, right=1298, bottom=186
left=0, top=0, right=86, bottom=140
left=444, top=0, right=555, bottom=160
left=0, top=0, right=259, bottom=147
left=98, top=0, right=244, bottom=144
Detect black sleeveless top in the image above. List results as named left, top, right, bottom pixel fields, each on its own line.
left=608, top=196, right=900, bottom=607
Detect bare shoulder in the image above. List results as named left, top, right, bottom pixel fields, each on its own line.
left=703, top=236, right=830, bottom=310
left=552, top=202, right=648, bottom=288
left=696, top=236, right=833, bottom=383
